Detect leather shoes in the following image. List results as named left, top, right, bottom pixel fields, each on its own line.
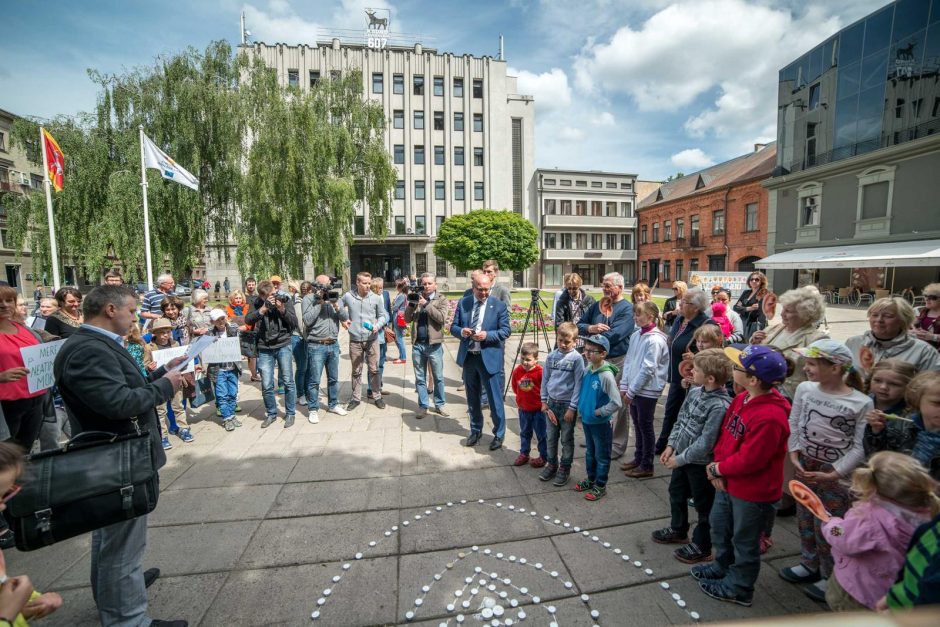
left=465, top=432, right=482, bottom=447
left=284, top=415, right=295, bottom=428
left=261, top=416, right=276, bottom=429
left=489, top=437, right=503, bottom=451
left=144, top=567, right=160, bottom=589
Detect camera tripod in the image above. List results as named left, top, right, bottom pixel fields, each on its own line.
left=503, top=289, right=553, bottom=398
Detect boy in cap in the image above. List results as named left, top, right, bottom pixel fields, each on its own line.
left=145, top=317, right=193, bottom=449
left=692, top=344, right=791, bottom=606
left=574, top=334, right=623, bottom=501
left=206, top=308, right=243, bottom=431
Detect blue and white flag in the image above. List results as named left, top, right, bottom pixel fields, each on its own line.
left=141, top=133, right=199, bottom=191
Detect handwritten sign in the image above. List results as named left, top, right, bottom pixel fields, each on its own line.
left=151, top=345, right=195, bottom=374
left=20, top=339, right=66, bottom=394
left=201, top=337, right=242, bottom=364
left=688, top=271, right=754, bottom=299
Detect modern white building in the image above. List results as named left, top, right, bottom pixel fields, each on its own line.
left=535, top=168, right=638, bottom=288
left=207, top=38, right=536, bottom=290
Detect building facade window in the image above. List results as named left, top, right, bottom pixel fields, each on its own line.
left=621, top=233, right=633, bottom=250
left=414, top=145, right=425, bottom=164
left=675, top=259, right=684, bottom=282
left=708, top=255, right=726, bottom=271
left=415, top=215, right=427, bottom=235
left=620, top=202, right=632, bottom=217
left=745, top=203, right=759, bottom=231
left=436, top=257, right=447, bottom=278
left=662, top=260, right=671, bottom=281
left=575, top=200, right=587, bottom=216
left=454, top=112, right=464, bottom=131
left=652, top=223, right=660, bottom=242
left=393, top=144, right=404, bottom=164
left=474, top=181, right=484, bottom=200
left=435, top=180, right=445, bottom=200
left=392, top=109, right=404, bottom=129
left=454, top=146, right=464, bottom=165
left=434, top=145, right=445, bottom=165
left=606, top=234, right=618, bottom=249
left=802, top=195, right=820, bottom=226
left=560, top=200, right=572, bottom=215
left=453, top=77, right=464, bottom=98
left=689, top=258, right=699, bottom=272
left=561, top=233, right=572, bottom=248
left=415, top=180, right=426, bottom=199
left=544, top=199, right=556, bottom=214
left=473, top=147, right=484, bottom=166
left=287, top=70, right=299, bottom=87
left=712, top=210, right=725, bottom=234
left=472, top=79, right=483, bottom=98
left=544, top=232, right=557, bottom=248
left=592, top=201, right=603, bottom=216
left=435, top=215, right=445, bottom=232
left=664, top=220, right=672, bottom=241
left=393, top=73, right=404, bottom=94
left=606, top=201, right=617, bottom=217
left=454, top=181, right=465, bottom=200
left=433, top=111, right=444, bottom=131
left=309, top=71, right=320, bottom=87
left=395, top=180, right=405, bottom=199
left=354, top=216, right=365, bottom=235
left=415, top=252, right=427, bottom=274
left=433, top=76, right=444, bottom=96
left=394, top=215, right=406, bottom=234
left=676, top=218, right=685, bottom=239
left=414, top=111, right=424, bottom=129
left=544, top=263, right=562, bottom=286
left=413, top=75, right=424, bottom=95
left=473, top=114, right=483, bottom=132
left=372, top=72, right=384, bottom=94
left=641, top=225, right=648, bottom=244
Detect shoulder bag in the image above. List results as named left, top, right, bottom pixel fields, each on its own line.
left=8, top=427, right=159, bottom=551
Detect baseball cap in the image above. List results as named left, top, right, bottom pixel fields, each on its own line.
left=793, top=339, right=854, bottom=367
left=270, top=275, right=283, bottom=283
left=584, top=334, right=610, bottom=353
left=724, top=344, right=788, bottom=385
left=209, top=308, right=226, bottom=321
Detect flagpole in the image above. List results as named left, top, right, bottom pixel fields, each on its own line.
left=39, top=127, right=62, bottom=292
left=139, top=125, right=155, bottom=291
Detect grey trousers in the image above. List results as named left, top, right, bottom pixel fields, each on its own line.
left=349, top=339, right=381, bottom=401
left=607, top=353, right=631, bottom=458
left=91, top=514, right=151, bottom=627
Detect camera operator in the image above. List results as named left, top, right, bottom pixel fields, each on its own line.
left=339, top=272, right=388, bottom=411
left=405, top=273, right=450, bottom=418
left=301, top=274, right=348, bottom=423
left=245, top=279, right=298, bottom=428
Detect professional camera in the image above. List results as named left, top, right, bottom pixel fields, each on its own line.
left=313, top=276, right=342, bottom=302
left=274, top=292, right=291, bottom=304
left=407, top=279, right=423, bottom=303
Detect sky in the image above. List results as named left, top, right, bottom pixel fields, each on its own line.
left=1, top=0, right=894, bottom=180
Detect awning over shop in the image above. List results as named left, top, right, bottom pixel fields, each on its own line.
left=756, top=239, right=940, bottom=270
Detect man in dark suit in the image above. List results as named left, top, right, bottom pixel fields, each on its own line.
left=450, top=271, right=511, bottom=450
left=54, top=285, right=187, bottom=627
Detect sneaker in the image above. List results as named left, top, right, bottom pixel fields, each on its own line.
left=538, top=464, right=558, bottom=482
left=162, top=436, right=173, bottom=450
left=308, top=410, right=320, bottom=425
left=178, top=428, right=194, bottom=443
left=235, top=404, right=242, bottom=412
left=674, top=543, right=712, bottom=564
left=779, top=564, right=821, bottom=584
left=216, top=408, right=223, bottom=417
left=624, top=467, right=654, bottom=478
left=552, top=466, right=570, bottom=487
left=374, top=398, right=386, bottom=409
left=699, top=579, right=752, bottom=607
left=512, top=453, right=530, bottom=466
left=223, top=420, right=236, bottom=432
left=529, top=456, right=546, bottom=468
left=231, top=417, right=243, bottom=428
left=574, top=479, right=594, bottom=492
left=652, top=527, right=690, bottom=545
left=690, top=562, right=726, bottom=581
left=803, top=579, right=828, bottom=603
left=261, top=416, right=277, bottom=429
left=346, top=400, right=361, bottom=411
left=759, top=533, right=774, bottom=555
left=298, top=395, right=308, bottom=406
left=584, top=485, right=606, bottom=501
left=430, top=406, right=449, bottom=417
left=416, top=407, right=427, bottom=419
left=328, top=405, right=349, bottom=416
left=284, top=415, right=295, bottom=428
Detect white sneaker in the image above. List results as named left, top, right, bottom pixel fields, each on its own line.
left=298, top=395, right=308, bottom=406
left=327, top=405, right=348, bottom=416
left=308, top=410, right=320, bottom=424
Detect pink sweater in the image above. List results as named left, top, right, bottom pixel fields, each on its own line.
left=823, top=497, right=933, bottom=608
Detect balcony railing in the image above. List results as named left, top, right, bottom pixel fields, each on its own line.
left=674, top=233, right=702, bottom=249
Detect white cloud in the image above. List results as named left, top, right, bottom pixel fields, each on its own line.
left=558, top=126, right=586, bottom=141
left=242, top=1, right=322, bottom=45
left=592, top=111, right=615, bottom=126
left=509, top=67, right=572, bottom=112
left=671, top=148, right=715, bottom=171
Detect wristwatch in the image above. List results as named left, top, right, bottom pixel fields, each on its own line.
left=708, top=463, right=721, bottom=478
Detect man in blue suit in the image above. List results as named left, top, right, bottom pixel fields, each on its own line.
left=451, top=271, right=512, bottom=449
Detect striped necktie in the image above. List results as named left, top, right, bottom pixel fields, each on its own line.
left=470, top=299, right=482, bottom=331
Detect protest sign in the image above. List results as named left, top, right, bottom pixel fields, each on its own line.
left=688, top=271, right=753, bottom=299
left=201, top=337, right=242, bottom=363
left=20, top=339, right=66, bottom=394
left=151, top=345, right=195, bottom=373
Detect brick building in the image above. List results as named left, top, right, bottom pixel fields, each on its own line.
left=636, top=143, right=776, bottom=287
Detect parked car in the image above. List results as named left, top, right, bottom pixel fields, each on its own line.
left=174, top=284, right=192, bottom=297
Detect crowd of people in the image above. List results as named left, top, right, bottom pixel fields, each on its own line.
left=1, top=267, right=939, bottom=624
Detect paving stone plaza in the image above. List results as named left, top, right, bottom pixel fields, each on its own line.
left=7, top=305, right=873, bottom=626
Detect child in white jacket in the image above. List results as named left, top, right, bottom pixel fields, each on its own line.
left=619, top=301, right=671, bottom=477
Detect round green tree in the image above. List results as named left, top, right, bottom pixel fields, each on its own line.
left=433, top=209, right=538, bottom=273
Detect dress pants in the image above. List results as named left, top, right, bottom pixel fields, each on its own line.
left=91, top=515, right=151, bottom=627
left=463, top=352, right=506, bottom=439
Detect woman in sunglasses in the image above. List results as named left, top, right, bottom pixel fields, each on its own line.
left=912, top=283, right=940, bottom=351
left=733, top=272, right=772, bottom=341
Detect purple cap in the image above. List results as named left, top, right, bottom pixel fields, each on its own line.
left=724, top=344, right=788, bottom=385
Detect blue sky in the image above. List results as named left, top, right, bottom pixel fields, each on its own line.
left=1, top=0, right=892, bottom=180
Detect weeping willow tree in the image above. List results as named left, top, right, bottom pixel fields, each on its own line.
left=4, top=40, right=395, bottom=282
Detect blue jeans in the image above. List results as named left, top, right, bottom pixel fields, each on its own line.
left=413, top=342, right=445, bottom=409
left=709, top=491, right=774, bottom=596
left=91, top=515, right=150, bottom=626
left=259, top=346, right=296, bottom=417
left=583, top=421, right=613, bottom=487
left=306, top=341, right=340, bottom=411
left=519, top=409, right=548, bottom=458
left=545, top=398, right=576, bottom=468
left=463, top=353, right=506, bottom=439
left=214, top=369, right=239, bottom=420
left=394, top=326, right=407, bottom=361
left=292, top=335, right=309, bottom=397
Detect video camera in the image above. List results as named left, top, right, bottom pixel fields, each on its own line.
left=407, top=278, right=423, bottom=303
left=313, top=276, right=343, bottom=303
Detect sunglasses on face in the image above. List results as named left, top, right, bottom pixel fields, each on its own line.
left=749, top=277, right=761, bottom=282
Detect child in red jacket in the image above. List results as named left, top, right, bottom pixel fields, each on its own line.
left=691, top=345, right=791, bottom=607
left=511, top=342, right=547, bottom=468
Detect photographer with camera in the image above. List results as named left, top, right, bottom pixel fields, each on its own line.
left=245, top=279, right=298, bottom=428
left=301, top=274, right=348, bottom=424
left=405, top=273, right=450, bottom=418
left=339, top=272, right=389, bottom=411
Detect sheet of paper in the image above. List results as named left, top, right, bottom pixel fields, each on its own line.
left=201, top=337, right=242, bottom=363
left=152, top=345, right=195, bottom=374
left=170, top=334, right=217, bottom=371
left=20, top=339, right=67, bottom=393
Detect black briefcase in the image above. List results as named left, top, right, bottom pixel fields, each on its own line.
left=8, top=429, right=159, bottom=551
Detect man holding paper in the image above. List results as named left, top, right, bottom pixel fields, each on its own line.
left=54, top=284, right=187, bottom=627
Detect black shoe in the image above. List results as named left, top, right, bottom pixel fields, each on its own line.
left=652, top=527, right=689, bottom=545
left=261, top=416, right=276, bottom=429
left=374, top=398, right=386, bottom=409
left=552, top=466, right=570, bottom=487
left=699, top=580, right=752, bottom=607
left=284, top=415, right=295, bottom=428
left=144, top=567, right=160, bottom=588
left=803, top=580, right=828, bottom=603
left=346, top=400, right=361, bottom=411
left=465, top=432, right=482, bottom=447
left=538, top=464, right=557, bottom=482
left=489, top=436, right=503, bottom=451
left=779, top=565, right=821, bottom=584
left=150, top=621, right=188, bottom=627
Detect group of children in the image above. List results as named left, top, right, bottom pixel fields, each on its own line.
left=508, top=315, right=940, bottom=612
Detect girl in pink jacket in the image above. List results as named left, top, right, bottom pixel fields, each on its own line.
left=822, top=451, right=939, bottom=611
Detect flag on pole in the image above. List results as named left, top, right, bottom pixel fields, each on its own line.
left=42, top=129, right=64, bottom=192
left=140, top=133, right=199, bottom=191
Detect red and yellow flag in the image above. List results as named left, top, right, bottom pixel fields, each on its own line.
left=42, top=129, right=64, bottom=192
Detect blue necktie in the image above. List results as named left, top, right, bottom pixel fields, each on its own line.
left=469, top=300, right=482, bottom=347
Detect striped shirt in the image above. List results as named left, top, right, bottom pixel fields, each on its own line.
left=142, top=289, right=169, bottom=316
